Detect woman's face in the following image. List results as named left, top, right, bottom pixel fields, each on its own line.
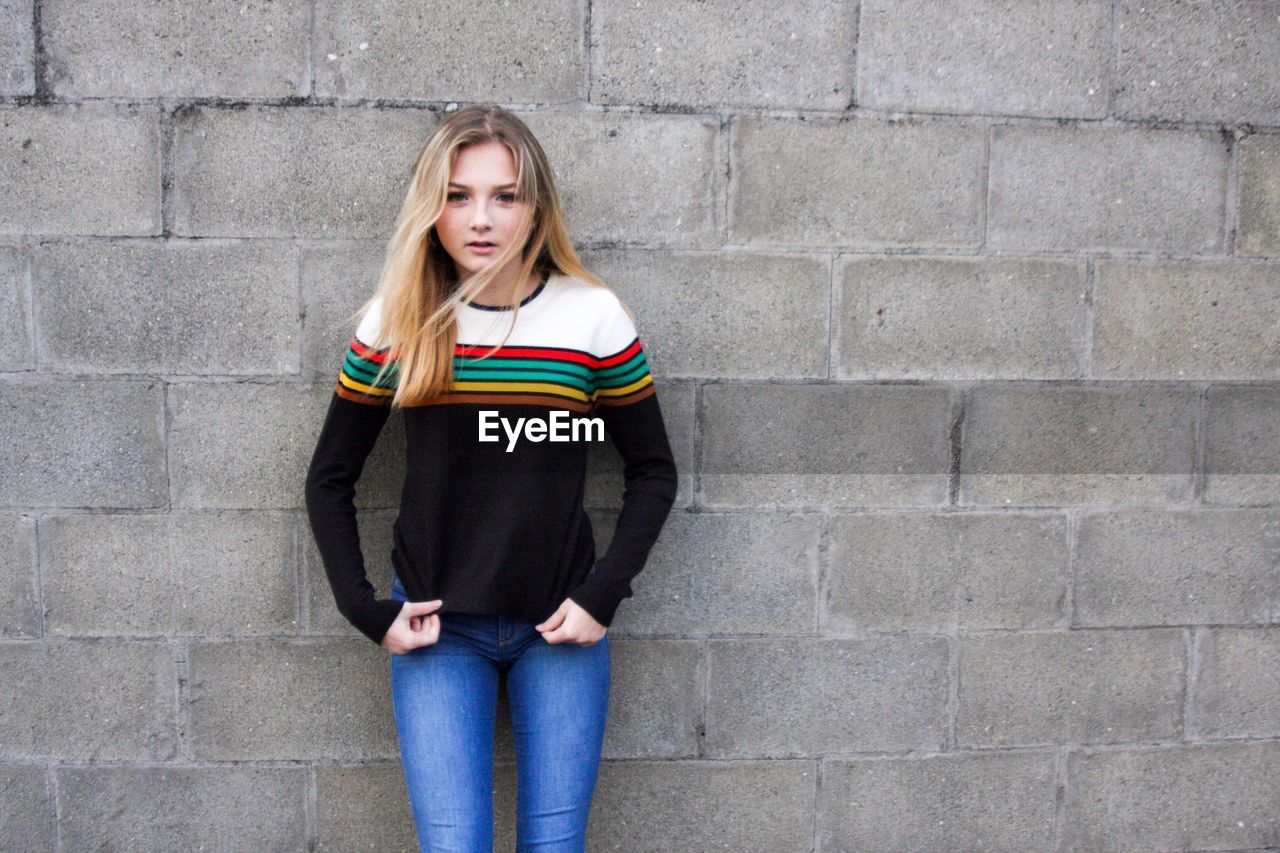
left=435, top=140, right=533, bottom=281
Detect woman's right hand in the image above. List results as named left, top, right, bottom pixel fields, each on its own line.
left=381, top=599, right=445, bottom=654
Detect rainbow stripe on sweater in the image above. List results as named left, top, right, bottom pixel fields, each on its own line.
left=334, top=336, right=654, bottom=413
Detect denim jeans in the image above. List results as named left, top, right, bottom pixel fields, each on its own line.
left=389, top=571, right=611, bottom=852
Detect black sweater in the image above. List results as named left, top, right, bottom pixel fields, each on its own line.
left=304, top=271, right=678, bottom=645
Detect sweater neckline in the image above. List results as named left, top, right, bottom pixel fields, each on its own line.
left=462, top=270, right=551, bottom=312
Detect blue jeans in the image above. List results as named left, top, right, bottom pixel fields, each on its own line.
left=389, top=572, right=611, bottom=852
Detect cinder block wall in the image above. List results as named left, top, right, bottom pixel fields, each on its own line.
left=3, top=1, right=1279, bottom=850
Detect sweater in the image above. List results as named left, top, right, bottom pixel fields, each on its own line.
left=303, top=269, right=679, bottom=645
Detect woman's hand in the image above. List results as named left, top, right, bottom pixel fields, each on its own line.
left=381, top=599, right=445, bottom=654
left=536, top=598, right=607, bottom=645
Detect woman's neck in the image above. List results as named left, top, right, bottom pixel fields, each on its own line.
left=468, top=267, right=542, bottom=307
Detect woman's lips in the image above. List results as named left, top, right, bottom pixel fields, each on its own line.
left=468, top=242, right=495, bottom=253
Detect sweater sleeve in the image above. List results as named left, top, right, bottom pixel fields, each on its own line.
left=303, top=300, right=404, bottom=646
left=566, top=300, right=678, bottom=627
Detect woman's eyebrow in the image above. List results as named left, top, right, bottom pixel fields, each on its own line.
left=448, top=182, right=517, bottom=190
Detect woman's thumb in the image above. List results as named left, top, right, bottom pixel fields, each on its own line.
left=404, top=599, right=443, bottom=618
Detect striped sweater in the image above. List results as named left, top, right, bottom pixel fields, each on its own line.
left=304, top=269, right=679, bottom=645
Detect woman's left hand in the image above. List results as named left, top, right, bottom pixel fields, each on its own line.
left=536, top=598, right=607, bottom=645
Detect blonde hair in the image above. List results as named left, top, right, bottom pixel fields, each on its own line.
left=349, top=104, right=615, bottom=407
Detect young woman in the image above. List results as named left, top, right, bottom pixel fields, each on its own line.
left=303, top=104, right=678, bottom=851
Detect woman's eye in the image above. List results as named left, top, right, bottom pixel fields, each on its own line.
left=445, top=192, right=517, bottom=202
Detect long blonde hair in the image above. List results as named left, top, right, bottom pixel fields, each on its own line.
left=349, top=104, right=612, bottom=407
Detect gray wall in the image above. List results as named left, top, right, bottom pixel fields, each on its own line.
left=3, top=0, right=1279, bottom=850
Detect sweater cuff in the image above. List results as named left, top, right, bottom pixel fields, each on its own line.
left=347, top=597, right=404, bottom=646
left=567, top=572, right=630, bottom=628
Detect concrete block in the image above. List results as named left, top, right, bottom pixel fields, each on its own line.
left=57, top=766, right=306, bottom=850
left=859, top=0, right=1110, bottom=118
left=837, top=254, right=1086, bottom=379
left=584, top=249, right=828, bottom=379
left=522, top=112, right=720, bottom=246
left=172, top=106, right=437, bottom=238
left=989, top=124, right=1227, bottom=253
left=591, top=0, right=856, bottom=110
left=0, top=641, right=177, bottom=760
left=1115, top=0, right=1280, bottom=125
left=1205, top=385, right=1280, bottom=505
left=702, top=383, right=951, bottom=508
left=960, top=385, right=1198, bottom=506
left=1092, top=259, right=1280, bottom=379
left=1062, top=742, right=1280, bottom=850
left=1074, top=509, right=1280, bottom=627
left=185, top=639, right=395, bottom=760
left=168, top=381, right=405, bottom=510
left=819, top=750, right=1057, bottom=850
left=957, top=628, right=1184, bottom=747
left=0, top=104, right=160, bottom=237
left=599, top=638, right=701, bottom=760
left=42, top=0, right=309, bottom=98
left=705, top=635, right=948, bottom=756
left=42, top=512, right=298, bottom=637
left=1238, top=133, right=1280, bottom=257
left=0, top=379, right=167, bottom=509
left=589, top=759, right=815, bottom=850
left=730, top=116, right=985, bottom=248
left=314, top=0, right=582, bottom=102
left=826, top=510, right=1069, bottom=632
left=35, top=240, right=300, bottom=375
left=1191, top=627, right=1280, bottom=740
left=604, top=511, right=820, bottom=637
